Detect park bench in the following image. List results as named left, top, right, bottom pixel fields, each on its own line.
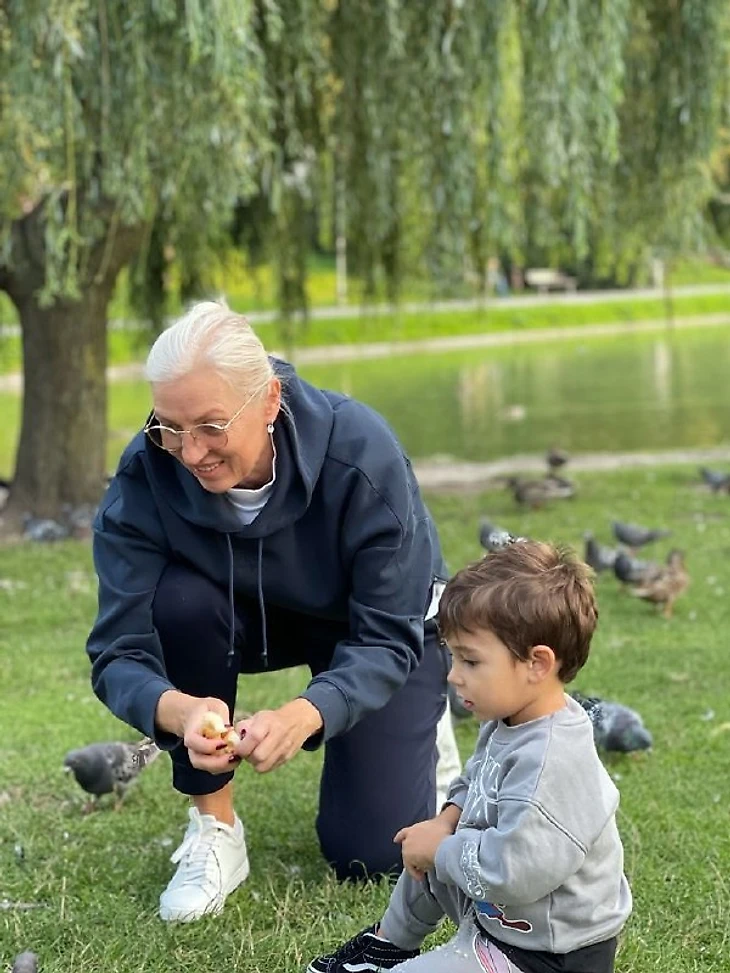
left=524, top=268, right=578, bottom=293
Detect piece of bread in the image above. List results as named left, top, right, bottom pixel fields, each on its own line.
left=199, top=711, right=239, bottom=752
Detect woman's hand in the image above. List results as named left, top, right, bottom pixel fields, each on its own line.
left=393, top=815, right=456, bottom=881
left=232, top=698, right=323, bottom=773
left=181, top=697, right=241, bottom=775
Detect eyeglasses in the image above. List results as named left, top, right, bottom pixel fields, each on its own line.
left=144, top=384, right=268, bottom=454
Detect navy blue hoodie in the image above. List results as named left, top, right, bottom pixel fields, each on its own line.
left=87, top=360, right=446, bottom=749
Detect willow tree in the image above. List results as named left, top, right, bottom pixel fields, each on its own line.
left=2, top=0, right=729, bottom=524
left=0, top=1, right=265, bottom=524
left=327, top=0, right=729, bottom=291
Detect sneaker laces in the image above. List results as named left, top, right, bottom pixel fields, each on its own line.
left=169, top=817, right=228, bottom=889
left=325, top=926, right=378, bottom=963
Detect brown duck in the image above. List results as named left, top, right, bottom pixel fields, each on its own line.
left=509, top=475, right=576, bottom=509
left=630, top=550, right=689, bottom=618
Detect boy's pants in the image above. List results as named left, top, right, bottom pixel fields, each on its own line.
left=381, top=870, right=522, bottom=973
left=152, top=561, right=453, bottom=881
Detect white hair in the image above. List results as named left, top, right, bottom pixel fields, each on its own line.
left=145, top=300, right=274, bottom=395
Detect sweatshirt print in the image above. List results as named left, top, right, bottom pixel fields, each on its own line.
left=434, top=696, right=632, bottom=956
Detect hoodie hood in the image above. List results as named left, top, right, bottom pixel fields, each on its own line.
left=144, top=358, right=334, bottom=537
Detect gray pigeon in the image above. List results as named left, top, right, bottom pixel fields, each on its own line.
left=611, top=520, right=670, bottom=551
left=22, top=516, right=69, bottom=543
left=698, top=467, right=730, bottom=493
left=12, top=953, right=39, bottom=973
left=478, top=518, right=527, bottom=553
left=448, top=683, right=472, bottom=720
left=613, top=550, right=661, bottom=586
left=583, top=531, right=618, bottom=573
left=64, top=738, right=161, bottom=810
left=571, top=692, right=653, bottom=753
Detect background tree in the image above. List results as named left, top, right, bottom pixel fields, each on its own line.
left=0, top=0, right=265, bottom=524
left=2, top=0, right=729, bottom=525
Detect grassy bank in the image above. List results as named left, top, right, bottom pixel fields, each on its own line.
left=2, top=289, right=730, bottom=378
left=1, top=464, right=729, bottom=971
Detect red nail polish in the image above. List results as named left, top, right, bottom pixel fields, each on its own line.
left=228, top=754, right=240, bottom=763
left=215, top=742, right=227, bottom=751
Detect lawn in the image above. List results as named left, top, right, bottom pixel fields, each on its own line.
left=1, top=464, right=729, bottom=971
left=2, top=281, right=730, bottom=379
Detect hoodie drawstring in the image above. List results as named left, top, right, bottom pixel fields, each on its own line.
left=225, top=533, right=269, bottom=669
left=226, top=534, right=236, bottom=667
left=257, top=537, right=269, bottom=667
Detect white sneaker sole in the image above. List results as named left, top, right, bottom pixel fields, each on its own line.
left=158, top=849, right=250, bottom=923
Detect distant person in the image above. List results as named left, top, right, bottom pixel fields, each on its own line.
left=86, top=301, right=457, bottom=922
left=308, top=541, right=632, bottom=973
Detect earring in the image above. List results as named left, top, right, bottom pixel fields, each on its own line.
left=267, top=422, right=274, bottom=434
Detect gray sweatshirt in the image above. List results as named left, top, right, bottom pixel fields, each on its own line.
left=434, top=695, right=632, bottom=954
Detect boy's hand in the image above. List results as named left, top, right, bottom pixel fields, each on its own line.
left=394, top=816, right=455, bottom=881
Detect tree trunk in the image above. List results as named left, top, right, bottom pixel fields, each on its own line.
left=0, top=199, right=145, bottom=532
left=4, top=286, right=113, bottom=524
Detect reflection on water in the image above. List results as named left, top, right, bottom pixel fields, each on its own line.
left=3, top=323, right=725, bottom=479
left=300, top=326, right=730, bottom=461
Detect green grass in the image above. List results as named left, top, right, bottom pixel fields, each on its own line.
left=1, top=464, right=729, bottom=970
left=2, top=253, right=729, bottom=327
left=2, top=289, right=730, bottom=380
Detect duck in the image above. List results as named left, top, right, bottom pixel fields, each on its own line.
left=509, top=476, right=576, bottom=509
left=546, top=446, right=570, bottom=473
left=630, top=550, right=689, bottom=618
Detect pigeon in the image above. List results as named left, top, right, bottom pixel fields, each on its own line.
left=21, top=516, right=69, bottom=543
left=583, top=531, right=618, bottom=573
left=611, top=520, right=671, bottom=552
left=546, top=447, right=570, bottom=472
left=571, top=691, right=653, bottom=753
left=64, top=738, right=161, bottom=811
left=447, top=683, right=472, bottom=720
left=613, top=550, right=661, bottom=586
left=12, top=953, right=39, bottom=973
left=478, top=518, right=527, bottom=553
left=698, top=467, right=730, bottom=493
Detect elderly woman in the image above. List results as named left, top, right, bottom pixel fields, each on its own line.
left=87, top=301, right=456, bottom=922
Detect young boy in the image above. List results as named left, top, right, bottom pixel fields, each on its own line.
left=307, top=541, right=632, bottom=973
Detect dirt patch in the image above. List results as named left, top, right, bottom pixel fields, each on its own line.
left=413, top=446, right=730, bottom=492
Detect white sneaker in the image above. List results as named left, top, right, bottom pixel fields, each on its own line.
left=159, top=807, right=250, bottom=922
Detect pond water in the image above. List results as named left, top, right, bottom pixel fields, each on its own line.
left=298, top=325, right=730, bottom=462
left=2, top=323, right=730, bottom=479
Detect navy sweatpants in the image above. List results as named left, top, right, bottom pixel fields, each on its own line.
left=152, top=562, right=449, bottom=881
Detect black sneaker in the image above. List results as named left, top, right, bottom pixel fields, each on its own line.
left=307, top=924, right=420, bottom=972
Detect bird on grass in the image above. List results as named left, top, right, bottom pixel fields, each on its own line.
left=508, top=476, right=576, bottom=509
left=613, top=550, right=661, bottom=587
left=630, top=549, right=689, bottom=619
left=64, top=738, right=161, bottom=812
left=583, top=532, right=618, bottom=574
left=448, top=683, right=472, bottom=721
left=478, top=518, right=527, bottom=553
left=698, top=467, right=730, bottom=493
left=546, top=447, right=570, bottom=472
left=571, top=692, right=653, bottom=753
left=12, top=953, right=38, bottom=973
left=611, top=520, right=671, bottom=553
